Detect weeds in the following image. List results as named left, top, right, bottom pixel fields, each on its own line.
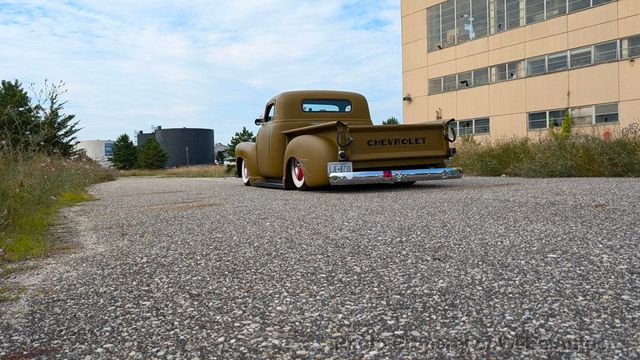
left=453, top=133, right=640, bottom=177
left=0, top=154, right=114, bottom=262
left=119, top=164, right=234, bottom=178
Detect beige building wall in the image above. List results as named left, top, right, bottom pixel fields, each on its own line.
left=401, top=0, right=640, bottom=141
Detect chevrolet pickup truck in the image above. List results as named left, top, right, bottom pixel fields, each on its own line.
left=235, top=90, right=461, bottom=190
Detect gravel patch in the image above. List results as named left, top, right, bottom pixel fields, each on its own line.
left=1, top=176, right=639, bottom=358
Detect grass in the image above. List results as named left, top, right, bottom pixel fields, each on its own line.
left=0, top=154, right=115, bottom=263
left=119, top=164, right=236, bottom=178
left=452, top=133, right=640, bottom=177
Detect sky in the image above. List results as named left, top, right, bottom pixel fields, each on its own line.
left=0, top=0, right=402, bottom=145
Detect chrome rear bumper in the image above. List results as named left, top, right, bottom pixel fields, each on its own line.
left=328, top=167, right=462, bottom=185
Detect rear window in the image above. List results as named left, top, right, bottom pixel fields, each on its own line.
left=302, top=99, right=352, bottom=112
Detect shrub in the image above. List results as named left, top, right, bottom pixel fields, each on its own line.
left=110, top=133, right=137, bottom=169
left=136, top=138, right=169, bottom=169
left=0, top=154, right=114, bottom=261
left=453, top=134, right=640, bottom=177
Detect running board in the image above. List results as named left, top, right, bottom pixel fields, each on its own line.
left=252, top=178, right=284, bottom=189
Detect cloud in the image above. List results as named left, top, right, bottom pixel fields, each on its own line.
left=0, top=0, right=402, bottom=144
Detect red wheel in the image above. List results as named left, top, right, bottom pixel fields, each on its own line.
left=290, top=158, right=308, bottom=190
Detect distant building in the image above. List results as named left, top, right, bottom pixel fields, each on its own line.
left=76, top=140, right=114, bottom=167
left=401, top=0, right=638, bottom=139
left=137, top=127, right=214, bottom=168
left=214, top=143, right=229, bottom=163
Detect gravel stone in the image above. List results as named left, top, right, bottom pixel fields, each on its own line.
left=1, top=176, right=639, bottom=358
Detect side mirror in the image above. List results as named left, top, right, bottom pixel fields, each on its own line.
left=445, top=119, right=457, bottom=143
left=255, top=118, right=264, bottom=126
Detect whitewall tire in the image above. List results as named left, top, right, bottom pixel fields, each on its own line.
left=241, top=159, right=251, bottom=186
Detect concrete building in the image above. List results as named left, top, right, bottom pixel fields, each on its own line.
left=401, top=0, right=640, bottom=140
left=76, top=140, right=114, bottom=167
left=137, top=127, right=214, bottom=168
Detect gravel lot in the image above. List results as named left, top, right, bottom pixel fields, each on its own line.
left=1, top=176, right=639, bottom=358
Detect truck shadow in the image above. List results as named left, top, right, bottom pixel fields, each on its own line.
left=314, top=182, right=466, bottom=194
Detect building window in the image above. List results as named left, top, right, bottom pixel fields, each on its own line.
left=595, top=103, right=618, bottom=124
left=508, top=60, right=525, bottom=79
left=473, top=68, right=490, bottom=86
left=442, top=0, right=457, bottom=47
left=458, top=71, right=473, bottom=88
left=443, top=75, right=458, bottom=92
left=594, top=41, right=618, bottom=63
left=571, top=106, right=594, bottom=126
left=453, top=118, right=490, bottom=136
left=491, top=63, right=508, bottom=82
left=427, top=0, right=617, bottom=53
left=474, top=118, right=490, bottom=134
left=527, top=56, right=547, bottom=75
left=427, top=5, right=442, bottom=51
left=472, top=0, right=489, bottom=38
left=548, top=110, right=566, bottom=128
left=621, top=35, right=640, bottom=59
left=569, top=0, right=590, bottom=12
left=525, top=0, right=545, bottom=24
left=546, top=0, right=567, bottom=18
left=429, top=78, right=443, bottom=94
left=459, top=120, right=474, bottom=136
left=528, top=112, right=548, bottom=129
left=457, top=0, right=472, bottom=43
left=547, top=51, right=568, bottom=72
left=570, top=47, right=593, bottom=68
left=505, top=0, right=522, bottom=29
left=523, top=104, right=622, bottom=128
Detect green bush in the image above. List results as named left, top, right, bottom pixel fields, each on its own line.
left=136, top=138, right=168, bottom=169
left=109, top=133, right=137, bottom=170
left=453, top=134, right=640, bottom=177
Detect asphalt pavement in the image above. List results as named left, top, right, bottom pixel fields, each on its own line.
left=1, top=176, right=639, bottom=358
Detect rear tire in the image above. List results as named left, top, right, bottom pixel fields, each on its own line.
left=290, top=158, right=308, bottom=190
left=241, top=159, right=251, bottom=186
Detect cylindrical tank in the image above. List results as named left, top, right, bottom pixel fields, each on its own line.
left=152, top=128, right=214, bottom=167
left=137, top=131, right=155, bottom=147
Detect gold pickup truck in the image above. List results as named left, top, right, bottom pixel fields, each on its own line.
left=235, top=90, right=461, bottom=190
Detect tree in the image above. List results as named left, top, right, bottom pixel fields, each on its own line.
left=1, top=79, right=80, bottom=157
left=227, top=127, right=256, bottom=158
left=382, top=116, right=399, bottom=125
left=216, top=150, right=226, bottom=164
left=32, top=80, right=81, bottom=157
left=136, top=138, right=168, bottom=169
left=109, top=134, right=137, bottom=169
left=0, top=80, right=37, bottom=153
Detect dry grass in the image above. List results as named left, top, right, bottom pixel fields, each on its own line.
left=453, top=133, right=640, bottom=177
left=0, top=154, right=115, bottom=262
left=119, top=164, right=236, bottom=178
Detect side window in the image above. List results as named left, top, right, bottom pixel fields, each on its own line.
left=265, top=104, right=275, bottom=123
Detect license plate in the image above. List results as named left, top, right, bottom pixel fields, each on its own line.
left=327, top=161, right=353, bottom=175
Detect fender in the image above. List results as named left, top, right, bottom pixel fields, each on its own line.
left=235, top=142, right=261, bottom=183
left=283, top=135, right=338, bottom=187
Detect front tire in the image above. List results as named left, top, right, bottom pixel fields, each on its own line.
left=290, top=157, right=308, bottom=190
left=241, top=158, right=251, bottom=186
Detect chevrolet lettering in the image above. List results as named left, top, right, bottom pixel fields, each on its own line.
left=235, top=90, right=462, bottom=190
left=367, top=137, right=427, bottom=147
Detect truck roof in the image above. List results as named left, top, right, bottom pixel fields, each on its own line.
left=268, top=90, right=371, bottom=121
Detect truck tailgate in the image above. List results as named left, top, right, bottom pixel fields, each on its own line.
left=348, top=124, right=448, bottom=163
